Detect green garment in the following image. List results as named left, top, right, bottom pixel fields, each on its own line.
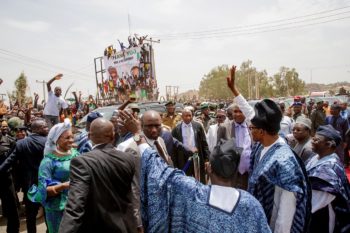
left=27, top=149, right=79, bottom=233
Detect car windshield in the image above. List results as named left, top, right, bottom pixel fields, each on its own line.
left=75, top=106, right=119, bottom=129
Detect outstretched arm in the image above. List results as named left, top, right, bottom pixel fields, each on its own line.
left=226, top=65, right=255, bottom=120
left=47, top=73, right=63, bottom=92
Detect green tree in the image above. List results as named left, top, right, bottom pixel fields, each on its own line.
left=9, top=72, right=30, bottom=106
left=199, top=60, right=274, bottom=100
left=198, top=65, right=231, bottom=100
left=272, top=67, right=305, bottom=97
left=198, top=62, right=304, bottom=100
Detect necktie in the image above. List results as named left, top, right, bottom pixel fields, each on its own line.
left=154, top=140, right=169, bottom=164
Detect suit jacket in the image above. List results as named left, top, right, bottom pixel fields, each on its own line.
left=161, top=130, right=193, bottom=163
left=59, top=143, right=136, bottom=233
left=0, top=134, right=46, bottom=192
left=116, top=136, right=170, bottom=228
left=172, top=121, right=210, bottom=183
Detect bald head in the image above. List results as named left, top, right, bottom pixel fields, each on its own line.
left=141, top=110, right=162, bottom=140
left=141, top=110, right=161, bottom=124
left=89, top=118, right=115, bottom=145
left=31, top=119, right=48, bottom=136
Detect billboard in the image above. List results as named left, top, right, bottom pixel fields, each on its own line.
left=100, top=43, right=157, bottom=102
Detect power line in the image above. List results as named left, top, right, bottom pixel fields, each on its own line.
left=152, top=6, right=350, bottom=40
left=154, top=5, right=350, bottom=37
left=0, top=55, right=93, bottom=82
left=0, top=48, right=92, bottom=78
left=159, top=15, right=350, bottom=40
left=159, top=10, right=350, bottom=39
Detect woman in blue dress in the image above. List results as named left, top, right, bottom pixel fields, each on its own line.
left=28, top=119, right=79, bottom=233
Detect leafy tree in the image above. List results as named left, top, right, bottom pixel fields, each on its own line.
left=198, top=61, right=306, bottom=100
left=272, top=67, right=305, bottom=97
left=198, top=65, right=231, bottom=100
left=9, top=72, right=30, bottom=106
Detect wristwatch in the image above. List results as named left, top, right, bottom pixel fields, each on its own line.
left=133, top=134, right=142, bottom=143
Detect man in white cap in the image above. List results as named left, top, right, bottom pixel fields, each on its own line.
left=292, top=117, right=316, bottom=164
left=206, top=109, right=228, bottom=152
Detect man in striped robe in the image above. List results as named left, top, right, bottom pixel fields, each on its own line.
left=226, top=65, right=311, bottom=233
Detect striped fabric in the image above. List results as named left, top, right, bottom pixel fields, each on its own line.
left=306, top=153, right=350, bottom=232
left=141, top=148, right=272, bottom=233
left=248, top=142, right=311, bottom=233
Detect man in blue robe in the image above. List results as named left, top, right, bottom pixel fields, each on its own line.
left=119, top=110, right=271, bottom=233
left=306, top=125, right=350, bottom=233
left=226, top=65, right=311, bottom=233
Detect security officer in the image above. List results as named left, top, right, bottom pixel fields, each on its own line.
left=0, top=120, right=19, bottom=233
left=162, top=101, right=182, bottom=130
left=197, top=103, right=215, bottom=133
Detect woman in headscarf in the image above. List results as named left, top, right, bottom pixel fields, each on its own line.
left=27, top=119, right=79, bottom=233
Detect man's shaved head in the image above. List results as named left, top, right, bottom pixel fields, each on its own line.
left=141, top=110, right=162, bottom=140
left=141, top=110, right=161, bottom=125
left=31, top=119, right=49, bottom=136
left=89, top=118, right=114, bottom=145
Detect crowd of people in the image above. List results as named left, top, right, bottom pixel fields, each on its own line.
left=0, top=66, right=349, bottom=233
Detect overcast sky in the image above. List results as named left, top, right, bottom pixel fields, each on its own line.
left=0, top=0, right=350, bottom=102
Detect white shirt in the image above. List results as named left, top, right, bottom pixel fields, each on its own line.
left=279, top=116, right=292, bottom=137
left=307, top=155, right=336, bottom=233
left=181, top=122, right=195, bottom=149
left=234, top=94, right=255, bottom=121
left=43, top=91, right=68, bottom=116
left=206, top=124, right=218, bottom=152
left=257, top=137, right=296, bottom=233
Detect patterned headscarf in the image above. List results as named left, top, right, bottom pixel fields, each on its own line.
left=44, top=118, right=71, bottom=155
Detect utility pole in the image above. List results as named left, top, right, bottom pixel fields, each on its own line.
left=165, top=85, right=179, bottom=101
left=247, top=70, right=251, bottom=100
left=255, top=74, right=259, bottom=99
left=36, top=80, right=47, bottom=102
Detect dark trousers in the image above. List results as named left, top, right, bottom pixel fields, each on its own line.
left=23, top=192, right=40, bottom=233
left=0, top=174, right=20, bottom=233
left=44, top=115, right=59, bottom=129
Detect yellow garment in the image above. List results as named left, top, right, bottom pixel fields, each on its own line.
left=323, top=106, right=331, bottom=116
left=162, top=113, right=182, bottom=130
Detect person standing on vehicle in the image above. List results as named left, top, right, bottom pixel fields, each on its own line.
left=43, top=74, right=68, bottom=128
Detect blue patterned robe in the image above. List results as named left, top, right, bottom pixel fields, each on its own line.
left=306, top=153, right=350, bottom=232
left=248, top=141, right=311, bottom=233
left=141, top=148, right=271, bottom=233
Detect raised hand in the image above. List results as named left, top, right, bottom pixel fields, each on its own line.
left=226, top=65, right=239, bottom=96
left=54, top=73, right=63, bottom=80
left=118, top=110, right=141, bottom=134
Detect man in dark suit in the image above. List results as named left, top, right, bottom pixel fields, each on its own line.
left=172, top=108, right=210, bottom=183
left=326, top=104, right=349, bottom=163
left=59, top=118, right=137, bottom=233
left=0, top=119, right=48, bottom=233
